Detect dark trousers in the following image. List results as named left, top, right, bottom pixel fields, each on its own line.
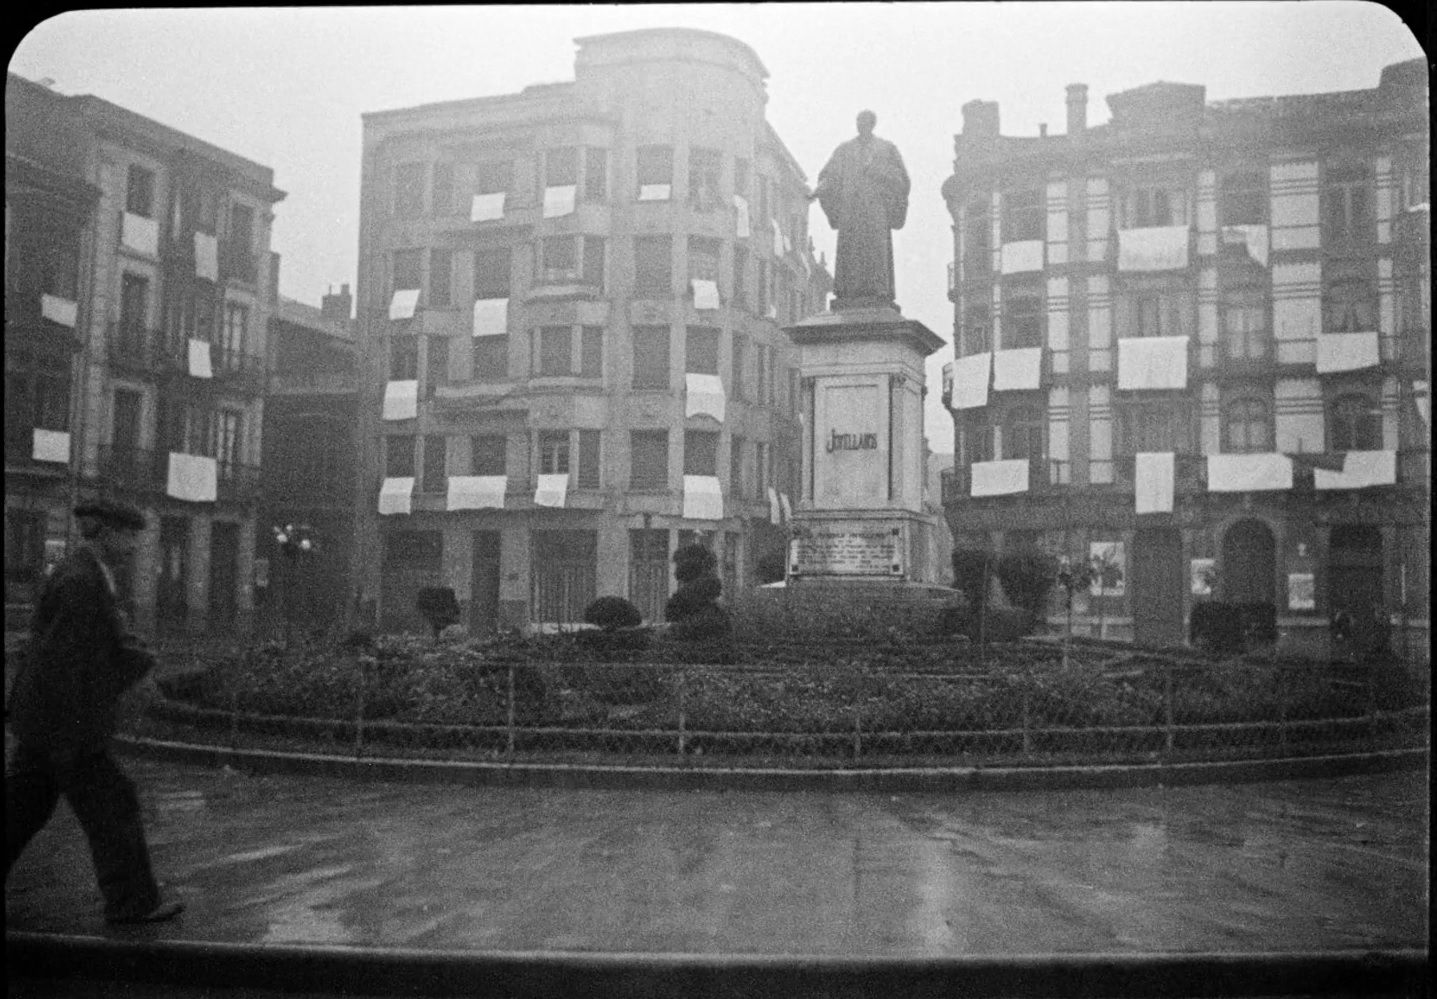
left=5, top=740, right=161, bottom=919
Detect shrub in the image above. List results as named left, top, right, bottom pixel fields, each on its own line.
left=1190, top=601, right=1246, bottom=654
left=416, top=587, right=460, bottom=639
left=575, top=626, right=652, bottom=656
left=755, top=551, right=787, bottom=585
left=995, top=550, right=1058, bottom=620
left=666, top=544, right=729, bottom=641
left=936, top=605, right=1035, bottom=643
left=584, top=596, right=643, bottom=631
left=673, top=543, right=718, bottom=583
left=951, top=549, right=994, bottom=612
left=669, top=602, right=732, bottom=641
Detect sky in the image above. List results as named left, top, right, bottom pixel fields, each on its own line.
left=9, top=3, right=1425, bottom=447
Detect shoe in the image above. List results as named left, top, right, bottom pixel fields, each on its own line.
left=107, top=900, right=185, bottom=925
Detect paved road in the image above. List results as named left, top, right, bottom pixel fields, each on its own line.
left=5, top=753, right=1428, bottom=957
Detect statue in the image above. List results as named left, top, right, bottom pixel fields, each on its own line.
left=810, top=110, right=910, bottom=310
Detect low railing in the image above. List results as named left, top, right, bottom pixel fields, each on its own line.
left=96, top=444, right=166, bottom=493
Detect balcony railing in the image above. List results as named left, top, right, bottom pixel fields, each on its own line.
left=212, top=344, right=266, bottom=393
left=96, top=444, right=166, bottom=494
left=219, top=240, right=259, bottom=285
left=107, top=321, right=173, bottom=374
left=216, top=459, right=263, bottom=504
left=1112, top=454, right=1207, bottom=492
left=941, top=459, right=1071, bottom=503
left=267, top=369, right=359, bottom=395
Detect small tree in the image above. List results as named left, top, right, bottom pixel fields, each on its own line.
left=666, top=543, right=730, bottom=640
left=415, top=587, right=460, bottom=641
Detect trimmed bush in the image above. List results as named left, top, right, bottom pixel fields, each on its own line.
left=936, top=604, right=1035, bottom=643
left=755, top=551, right=787, bottom=585
left=995, top=550, right=1058, bottom=620
left=416, top=587, right=460, bottom=639
left=584, top=596, right=643, bottom=631
left=1189, top=601, right=1244, bottom=654
left=952, top=549, right=994, bottom=612
left=666, top=543, right=730, bottom=641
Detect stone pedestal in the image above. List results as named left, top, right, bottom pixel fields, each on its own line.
left=784, top=305, right=951, bottom=589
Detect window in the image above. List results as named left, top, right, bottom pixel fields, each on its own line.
left=732, top=247, right=749, bottom=309
left=474, top=247, right=510, bottom=298
left=395, top=163, right=425, bottom=216
left=756, top=345, right=770, bottom=406
left=1004, top=188, right=1044, bottom=242
left=471, top=334, right=508, bottom=382
left=1221, top=285, right=1268, bottom=361
left=1003, top=292, right=1043, bottom=348
left=1132, top=293, right=1179, bottom=338
left=538, top=430, right=570, bottom=475
left=120, top=273, right=149, bottom=340
left=544, top=147, right=578, bottom=188
left=392, top=249, right=422, bottom=293
left=631, top=325, right=670, bottom=389
left=5, top=508, right=46, bottom=593
left=1223, top=398, right=1271, bottom=453
left=194, top=186, right=220, bottom=235
left=1329, top=394, right=1382, bottom=452
left=689, top=147, right=722, bottom=211
left=429, top=249, right=452, bottom=307
left=390, top=337, right=418, bottom=380
left=630, top=430, right=669, bottom=489
left=730, top=435, right=746, bottom=497
left=1004, top=407, right=1044, bottom=460
left=383, top=530, right=441, bottom=570
left=963, top=420, right=993, bottom=465
left=1220, top=170, right=1267, bottom=225
left=685, top=327, right=720, bottom=375
left=1125, top=186, right=1182, bottom=228
left=732, top=334, right=747, bottom=400
left=636, top=145, right=673, bottom=197
left=221, top=301, right=248, bottom=355
left=757, top=260, right=769, bottom=317
left=733, top=158, right=750, bottom=198
left=432, top=162, right=454, bottom=216
left=537, top=326, right=572, bottom=376
left=426, top=337, right=449, bottom=395
left=757, top=176, right=769, bottom=231
left=684, top=430, right=720, bottom=477
left=112, top=389, right=142, bottom=449
left=582, top=236, right=605, bottom=290
left=965, top=196, right=991, bottom=275
left=688, top=236, right=720, bottom=284
left=578, top=326, right=603, bottom=379
left=387, top=435, right=416, bottom=477
left=634, top=236, right=671, bottom=296
left=475, top=160, right=512, bottom=197
left=577, top=430, right=600, bottom=489
left=5, top=362, right=70, bottom=452
left=213, top=410, right=242, bottom=473
left=755, top=442, right=769, bottom=496
left=1325, top=278, right=1376, bottom=333
left=584, top=148, right=608, bottom=202
left=471, top=435, right=506, bottom=476
left=1324, top=164, right=1372, bottom=243
left=126, top=165, right=155, bottom=217
left=185, top=405, right=215, bottom=456
left=962, top=304, right=990, bottom=354
left=540, top=236, right=579, bottom=283
left=422, top=435, right=447, bottom=493
left=1120, top=402, right=1191, bottom=454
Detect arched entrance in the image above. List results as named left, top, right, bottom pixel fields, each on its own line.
left=1221, top=518, right=1275, bottom=604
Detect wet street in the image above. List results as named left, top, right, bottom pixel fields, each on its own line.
left=5, top=755, right=1428, bottom=956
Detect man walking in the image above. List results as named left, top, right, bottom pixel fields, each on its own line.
left=6, top=499, right=183, bottom=924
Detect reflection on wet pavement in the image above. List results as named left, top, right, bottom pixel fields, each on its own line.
left=5, top=757, right=1428, bottom=955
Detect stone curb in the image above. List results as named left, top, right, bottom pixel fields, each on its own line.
left=6, top=933, right=1428, bottom=998
left=115, top=735, right=1429, bottom=792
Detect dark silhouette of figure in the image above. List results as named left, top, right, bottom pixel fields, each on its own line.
left=6, top=499, right=184, bottom=924
left=811, top=110, right=911, bottom=309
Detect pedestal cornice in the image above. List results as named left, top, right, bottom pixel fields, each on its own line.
left=784, top=306, right=946, bottom=358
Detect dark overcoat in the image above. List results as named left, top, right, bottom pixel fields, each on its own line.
left=9, top=546, right=155, bottom=752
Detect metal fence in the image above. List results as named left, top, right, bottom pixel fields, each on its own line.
left=140, top=639, right=1430, bottom=770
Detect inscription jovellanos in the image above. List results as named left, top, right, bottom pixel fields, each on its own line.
left=827, top=430, right=878, bottom=452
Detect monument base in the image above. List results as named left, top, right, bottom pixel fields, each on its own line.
left=787, top=508, right=947, bottom=587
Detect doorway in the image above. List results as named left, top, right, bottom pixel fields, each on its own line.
left=470, top=530, right=501, bottom=635
left=1132, top=527, right=1184, bottom=645
left=1221, top=518, right=1276, bottom=604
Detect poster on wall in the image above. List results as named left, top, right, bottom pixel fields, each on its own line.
left=1088, top=541, right=1125, bottom=597
left=1287, top=572, right=1316, bottom=611
left=1190, top=558, right=1216, bottom=597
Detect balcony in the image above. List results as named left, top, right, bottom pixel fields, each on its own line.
left=216, top=460, right=263, bottom=504
left=942, top=459, right=1071, bottom=503
left=219, top=239, right=259, bottom=285
left=1112, top=454, right=1207, bottom=492
left=265, top=467, right=354, bottom=506
left=95, top=444, right=166, bottom=494
left=268, top=368, right=359, bottom=396
left=4, top=424, right=70, bottom=475
left=212, top=345, right=266, bottom=394
left=107, top=322, right=171, bottom=374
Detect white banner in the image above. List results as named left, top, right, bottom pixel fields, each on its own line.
left=534, top=473, right=569, bottom=508
left=543, top=184, right=576, bottom=218
left=120, top=212, right=159, bottom=256
left=31, top=428, right=71, bottom=464
left=40, top=294, right=77, bottom=327
left=378, top=476, right=415, bottom=515
left=188, top=338, right=214, bottom=378
left=388, top=288, right=420, bottom=320
left=446, top=475, right=507, bottom=510
left=470, top=192, right=506, bottom=222
left=167, top=452, right=218, bottom=503
left=382, top=380, right=418, bottom=421
left=682, top=475, right=723, bottom=520
left=472, top=297, right=508, bottom=337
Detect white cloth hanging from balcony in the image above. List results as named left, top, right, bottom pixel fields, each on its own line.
left=471, top=297, right=508, bottom=338
left=446, top=474, right=507, bottom=510
left=187, top=338, right=213, bottom=378
left=999, top=240, right=1043, bottom=275
left=691, top=279, right=720, bottom=311
left=534, top=473, right=569, bottom=508
left=470, top=192, right=506, bottom=222
left=733, top=195, right=750, bottom=237
left=1134, top=451, right=1175, bottom=514
left=388, top=288, right=420, bottom=321
left=638, top=183, right=670, bottom=202
left=543, top=184, right=576, bottom=218
left=31, top=429, right=71, bottom=464
left=767, top=486, right=781, bottom=524
left=1314, top=450, right=1397, bottom=490
left=992, top=347, right=1043, bottom=392
left=1206, top=453, right=1293, bottom=492
left=1117, top=226, right=1190, bottom=272
left=120, top=212, right=158, bottom=256
left=1117, top=336, right=1189, bottom=390
left=378, top=476, right=415, bottom=515
left=382, top=380, right=418, bottom=421
left=1314, top=331, right=1379, bottom=373
left=40, top=294, right=77, bottom=327
left=682, top=475, right=723, bottom=520
left=771, top=219, right=784, bottom=257
left=1220, top=224, right=1269, bottom=267
left=684, top=373, right=725, bottom=422
left=167, top=452, right=218, bottom=503
left=951, top=352, right=992, bottom=410
left=193, top=232, right=219, bottom=281
left=779, top=492, right=792, bottom=522
left=970, top=458, right=1029, bottom=497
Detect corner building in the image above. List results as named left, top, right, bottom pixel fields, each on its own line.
left=940, top=60, right=1429, bottom=654
left=356, top=30, right=830, bottom=632
left=5, top=73, right=283, bottom=634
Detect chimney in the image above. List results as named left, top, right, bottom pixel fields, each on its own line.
left=321, top=283, right=352, bottom=322
left=961, top=99, right=1000, bottom=140
left=1039, top=123, right=1047, bottom=138
left=1066, top=83, right=1088, bottom=139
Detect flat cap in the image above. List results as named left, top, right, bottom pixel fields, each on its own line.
left=75, top=498, right=147, bottom=531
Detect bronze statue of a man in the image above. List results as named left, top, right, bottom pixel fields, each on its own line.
left=811, top=110, right=910, bottom=310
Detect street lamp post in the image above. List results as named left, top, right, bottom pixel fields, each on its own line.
left=272, top=522, right=318, bottom=648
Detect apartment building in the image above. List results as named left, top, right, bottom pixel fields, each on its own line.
left=940, top=59, right=1429, bottom=652
left=4, top=73, right=284, bottom=634
left=355, top=29, right=831, bottom=632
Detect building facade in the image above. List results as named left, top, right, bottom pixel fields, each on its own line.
left=354, top=29, right=830, bottom=633
left=940, top=60, right=1429, bottom=654
left=4, top=73, right=284, bottom=634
